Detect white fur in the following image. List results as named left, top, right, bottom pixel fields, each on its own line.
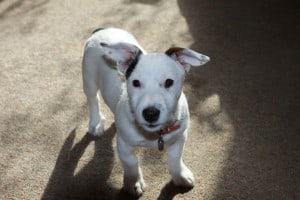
left=82, top=28, right=209, bottom=196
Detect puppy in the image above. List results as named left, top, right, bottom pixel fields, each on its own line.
left=82, top=28, right=210, bottom=196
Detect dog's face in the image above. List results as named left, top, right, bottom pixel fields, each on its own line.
left=101, top=43, right=210, bottom=132
left=126, top=54, right=185, bottom=132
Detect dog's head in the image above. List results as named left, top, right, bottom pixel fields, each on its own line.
left=101, top=42, right=210, bottom=132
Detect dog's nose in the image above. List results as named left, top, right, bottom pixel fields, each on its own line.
left=142, top=106, right=160, bottom=123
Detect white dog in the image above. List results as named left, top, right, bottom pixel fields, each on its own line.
left=82, top=28, right=210, bottom=196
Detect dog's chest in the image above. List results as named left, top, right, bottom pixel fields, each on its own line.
left=129, top=128, right=160, bottom=148
left=130, top=128, right=180, bottom=150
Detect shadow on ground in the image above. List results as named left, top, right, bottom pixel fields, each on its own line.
left=178, top=0, right=299, bottom=199
left=157, top=181, right=193, bottom=200
left=41, top=125, right=132, bottom=200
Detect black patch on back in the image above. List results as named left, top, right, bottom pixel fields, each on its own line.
left=92, top=28, right=105, bottom=34
left=125, top=50, right=143, bottom=79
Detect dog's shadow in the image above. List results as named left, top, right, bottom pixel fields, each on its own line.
left=157, top=181, right=193, bottom=200
left=42, top=124, right=125, bottom=200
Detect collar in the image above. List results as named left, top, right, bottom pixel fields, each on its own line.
left=157, top=121, right=181, bottom=151
left=159, top=123, right=181, bottom=135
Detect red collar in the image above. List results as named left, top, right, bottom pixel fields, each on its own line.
left=160, top=124, right=181, bottom=135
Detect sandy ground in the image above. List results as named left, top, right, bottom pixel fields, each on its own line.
left=0, top=0, right=299, bottom=199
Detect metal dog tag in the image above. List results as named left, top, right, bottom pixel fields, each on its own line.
left=158, top=135, right=164, bottom=151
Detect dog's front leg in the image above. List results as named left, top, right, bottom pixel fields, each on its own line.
left=167, top=133, right=195, bottom=188
left=117, top=134, right=146, bottom=196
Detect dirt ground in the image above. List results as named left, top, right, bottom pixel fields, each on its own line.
left=0, top=0, right=299, bottom=199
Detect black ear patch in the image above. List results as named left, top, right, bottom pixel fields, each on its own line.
left=92, top=28, right=105, bottom=34
left=165, top=47, right=185, bottom=56
left=125, top=50, right=143, bottom=79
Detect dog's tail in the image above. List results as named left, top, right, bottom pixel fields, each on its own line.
left=92, top=28, right=105, bottom=34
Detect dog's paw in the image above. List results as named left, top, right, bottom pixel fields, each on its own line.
left=172, top=166, right=195, bottom=188
left=123, top=179, right=146, bottom=197
left=88, top=118, right=105, bottom=136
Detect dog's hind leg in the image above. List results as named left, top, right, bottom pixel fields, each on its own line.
left=83, top=78, right=105, bottom=136
left=87, top=93, right=105, bottom=136
left=82, top=44, right=107, bottom=136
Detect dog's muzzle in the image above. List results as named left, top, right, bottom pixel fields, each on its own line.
left=142, top=106, right=160, bottom=123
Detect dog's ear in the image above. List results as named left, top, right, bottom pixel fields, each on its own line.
left=165, top=47, right=210, bottom=72
left=100, top=42, right=142, bottom=73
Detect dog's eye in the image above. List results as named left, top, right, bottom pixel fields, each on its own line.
left=132, top=80, right=141, bottom=87
left=164, top=79, right=174, bottom=88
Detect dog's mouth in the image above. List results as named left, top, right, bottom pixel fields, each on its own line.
left=147, top=124, right=159, bottom=128
left=140, top=123, right=161, bottom=132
